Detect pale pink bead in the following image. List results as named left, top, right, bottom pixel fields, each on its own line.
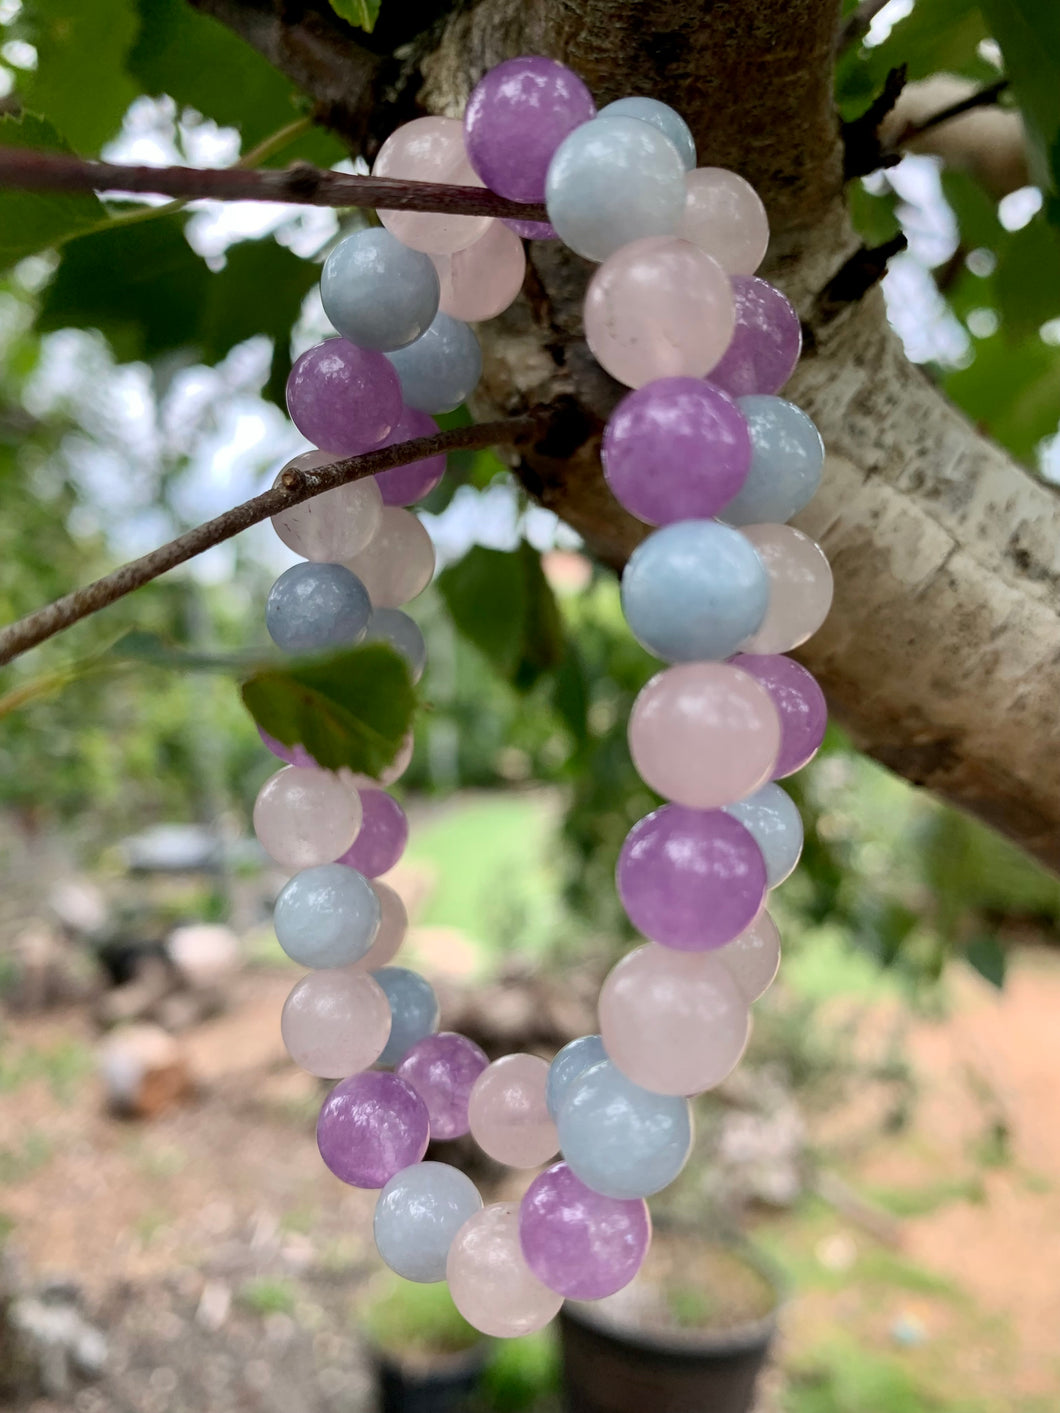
left=344, top=506, right=435, bottom=607
left=628, top=663, right=780, bottom=808
left=739, top=525, right=833, bottom=654
left=447, top=1203, right=563, bottom=1338
left=583, top=236, right=734, bottom=389
left=467, top=1054, right=558, bottom=1168
left=373, top=117, right=491, bottom=255
left=717, top=911, right=781, bottom=1002
left=342, top=731, right=415, bottom=790
left=599, top=944, right=751, bottom=1096
left=432, top=220, right=527, bottom=322
left=677, top=168, right=770, bottom=276
left=253, top=766, right=362, bottom=870
left=281, top=968, right=391, bottom=1078
left=271, top=452, right=383, bottom=561
left=352, top=880, right=408, bottom=971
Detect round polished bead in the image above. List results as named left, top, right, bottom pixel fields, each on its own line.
left=373, top=408, right=447, bottom=507
left=385, top=312, right=482, bottom=415
left=447, top=1203, right=564, bottom=1338
left=464, top=57, right=596, bottom=203
left=253, top=765, right=362, bottom=870
left=725, top=782, right=803, bottom=887
left=345, top=506, right=436, bottom=608
left=602, top=378, right=750, bottom=525
left=557, top=1059, right=692, bottom=1200
left=271, top=452, right=383, bottom=561
left=617, top=805, right=767, bottom=951
left=721, top=396, right=824, bottom=526
left=321, top=228, right=440, bottom=352
left=374, top=1162, right=483, bottom=1283
left=504, top=216, right=558, bottom=239
left=546, top=116, right=687, bottom=262
left=730, top=653, right=827, bottom=777
left=337, top=788, right=408, bottom=879
left=317, top=1071, right=429, bottom=1188
left=373, top=117, right=490, bottom=255
left=281, top=968, right=391, bottom=1078
left=273, top=863, right=380, bottom=969
left=738, top=524, right=833, bottom=654
left=599, top=97, right=696, bottom=171
left=396, top=1031, right=490, bottom=1140
left=374, top=966, right=440, bottom=1067
left=468, top=1054, right=558, bottom=1168
left=352, top=879, right=408, bottom=972
left=599, top=944, right=750, bottom=1096
left=584, top=237, right=734, bottom=387
left=258, top=726, right=316, bottom=769
left=628, top=663, right=781, bottom=807
left=718, top=911, right=781, bottom=1002
left=519, top=1162, right=651, bottom=1300
left=620, top=520, right=769, bottom=662
left=708, top=276, right=802, bottom=398
left=265, top=561, right=372, bottom=654
left=676, top=168, right=770, bottom=275
left=286, top=339, right=402, bottom=454
left=546, top=1035, right=608, bottom=1121
left=364, top=608, right=427, bottom=683
left=433, top=220, right=527, bottom=322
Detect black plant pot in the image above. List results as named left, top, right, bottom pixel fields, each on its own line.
left=372, top=1343, right=489, bottom=1413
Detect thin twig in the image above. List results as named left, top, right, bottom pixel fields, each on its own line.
left=0, top=414, right=545, bottom=667
left=0, top=148, right=549, bottom=222
left=897, top=77, right=1010, bottom=144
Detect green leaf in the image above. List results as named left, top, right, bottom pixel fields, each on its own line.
left=0, top=113, right=107, bottom=268
left=327, top=0, right=382, bottom=34
left=964, top=933, right=1007, bottom=988
left=980, top=0, right=1060, bottom=196
left=994, top=215, right=1060, bottom=339
left=241, top=643, right=415, bottom=777
left=943, top=332, right=1060, bottom=460
left=941, top=171, right=1004, bottom=251
left=551, top=646, right=590, bottom=745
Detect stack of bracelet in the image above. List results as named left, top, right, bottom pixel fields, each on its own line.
left=252, top=56, right=830, bottom=1337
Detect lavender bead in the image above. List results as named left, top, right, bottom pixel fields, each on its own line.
left=617, top=804, right=768, bottom=951
left=365, top=608, right=427, bottom=683
left=730, top=653, right=827, bottom=777
left=503, top=217, right=558, bottom=240
left=374, top=966, right=441, bottom=1066
left=721, top=396, right=825, bottom=526
left=337, top=788, right=409, bottom=878
left=316, top=1071, right=429, bottom=1188
left=708, top=276, right=802, bottom=398
left=385, top=312, right=482, bottom=415
left=599, top=97, right=695, bottom=171
left=602, top=378, right=751, bottom=525
left=724, top=782, right=803, bottom=888
left=373, top=407, right=447, bottom=507
left=258, top=726, right=315, bottom=769
left=396, top=1031, right=490, bottom=1139
left=464, top=56, right=596, bottom=203
left=519, top=1162, right=650, bottom=1300
left=546, top=1035, right=608, bottom=1120
left=286, top=339, right=403, bottom=454
left=265, top=562, right=372, bottom=654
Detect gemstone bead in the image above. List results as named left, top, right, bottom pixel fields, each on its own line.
left=729, top=654, right=827, bottom=777
left=433, top=219, right=527, bottom=322
left=468, top=1054, right=558, bottom=1168
left=718, top=912, right=781, bottom=1002
left=738, top=524, right=833, bottom=654
left=546, top=1035, right=608, bottom=1121
left=519, top=1162, right=650, bottom=1299
left=721, top=396, right=824, bottom=526
left=273, top=863, right=380, bottom=969
left=253, top=764, right=362, bottom=870
left=724, top=782, right=803, bottom=887
left=598, top=97, right=696, bottom=171
left=265, top=562, right=372, bottom=654
left=271, top=452, right=383, bottom=561
left=373, top=117, right=490, bottom=254
left=281, top=968, right=391, bottom=1078
left=385, top=312, right=482, bottom=415
left=364, top=608, right=427, bottom=683
left=373, top=407, right=447, bottom=507
left=374, top=1162, right=483, bottom=1282
left=320, top=227, right=440, bottom=351
left=316, top=1071, right=429, bottom=1188
left=286, top=339, right=402, bottom=454
left=352, top=880, right=408, bottom=972
left=344, top=506, right=435, bottom=608
left=336, top=788, right=408, bottom=878
left=447, top=1203, right=564, bottom=1338
left=708, top=276, right=802, bottom=397
left=396, top=1032, right=490, bottom=1140
left=676, top=167, right=770, bottom=275
left=373, top=966, right=441, bottom=1067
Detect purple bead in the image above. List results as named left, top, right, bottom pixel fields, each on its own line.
left=707, top=276, right=802, bottom=397
left=337, top=789, right=409, bottom=879
left=374, top=407, right=447, bottom=506
left=316, top=1071, right=429, bottom=1189
left=258, top=725, right=316, bottom=769
left=730, top=654, right=827, bottom=777
left=502, top=217, right=559, bottom=240
left=464, top=57, right=596, bottom=204
left=617, top=805, right=768, bottom=951
left=519, top=1162, right=650, bottom=1300
left=286, top=339, right=403, bottom=455
left=396, top=1031, right=489, bottom=1140
left=602, top=377, right=751, bottom=525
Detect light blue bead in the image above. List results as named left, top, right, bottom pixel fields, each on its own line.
left=273, top=863, right=380, bottom=968
left=598, top=97, right=696, bottom=172
left=365, top=607, right=426, bottom=683
left=546, top=1035, right=608, bottom=1120
left=265, top=561, right=371, bottom=655
left=385, top=312, right=481, bottom=414
left=374, top=1161, right=483, bottom=1282
left=545, top=116, right=687, bottom=261
left=620, top=520, right=769, bottom=662
left=558, top=1060, right=693, bottom=1199
left=373, top=966, right=440, bottom=1066
left=321, top=228, right=440, bottom=352
left=725, top=782, right=803, bottom=887
left=722, top=396, right=825, bottom=526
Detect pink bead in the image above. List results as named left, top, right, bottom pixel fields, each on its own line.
left=281, top=968, right=392, bottom=1078
left=584, top=236, right=734, bottom=389
left=628, top=663, right=781, bottom=808
left=467, top=1054, right=558, bottom=1168
left=738, top=525, right=833, bottom=654
left=344, top=506, right=435, bottom=607
left=447, top=1203, right=563, bottom=1338
left=599, top=944, right=750, bottom=1096
left=374, top=408, right=447, bottom=507
left=271, top=452, right=383, bottom=560
left=432, top=220, right=527, bottom=321
left=677, top=168, right=770, bottom=275
left=253, top=766, right=362, bottom=870
left=373, top=117, right=491, bottom=255
left=718, top=911, right=781, bottom=1002
left=351, top=880, right=408, bottom=971
left=337, top=789, right=408, bottom=878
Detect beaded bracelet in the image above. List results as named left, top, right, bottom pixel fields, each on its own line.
left=252, top=54, right=830, bottom=1338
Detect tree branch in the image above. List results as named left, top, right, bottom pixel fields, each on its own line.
left=0, top=148, right=548, bottom=221
left=0, top=415, right=543, bottom=667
